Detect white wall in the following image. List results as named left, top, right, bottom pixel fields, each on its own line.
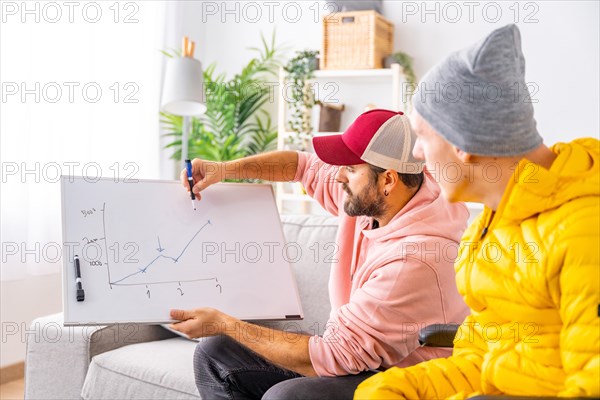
left=197, top=1, right=323, bottom=74
left=0, top=276, right=62, bottom=367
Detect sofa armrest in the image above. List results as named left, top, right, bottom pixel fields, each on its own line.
left=418, top=323, right=460, bottom=348
left=25, top=312, right=176, bottom=400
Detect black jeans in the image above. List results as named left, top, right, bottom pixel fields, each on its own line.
left=193, top=335, right=376, bottom=400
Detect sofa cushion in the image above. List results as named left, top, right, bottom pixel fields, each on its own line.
left=81, top=337, right=199, bottom=399
left=276, top=214, right=338, bottom=335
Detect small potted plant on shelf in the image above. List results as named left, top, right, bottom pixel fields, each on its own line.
left=385, top=51, right=417, bottom=84
left=385, top=51, right=417, bottom=108
left=284, top=50, right=319, bottom=150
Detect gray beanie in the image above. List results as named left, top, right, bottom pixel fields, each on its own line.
left=414, top=24, right=542, bottom=156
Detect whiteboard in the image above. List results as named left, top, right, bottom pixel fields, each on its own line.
left=61, top=177, right=303, bottom=325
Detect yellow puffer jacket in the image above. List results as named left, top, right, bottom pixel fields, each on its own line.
left=355, top=138, right=600, bottom=399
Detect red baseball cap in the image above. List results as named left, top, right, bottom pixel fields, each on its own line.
left=312, top=109, right=424, bottom=174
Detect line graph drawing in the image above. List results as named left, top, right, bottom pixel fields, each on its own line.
left=81, top=202, right=221, bottom=296
left=109, top=220, right=212, bottom=285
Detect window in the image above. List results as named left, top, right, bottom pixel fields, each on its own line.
left=1, top=1, right=166, bottom=279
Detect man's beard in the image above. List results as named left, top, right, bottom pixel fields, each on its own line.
left=342, top=183, right=388, bottom=218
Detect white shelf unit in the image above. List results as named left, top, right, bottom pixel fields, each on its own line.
left=276, top=64, right=406, bottom=214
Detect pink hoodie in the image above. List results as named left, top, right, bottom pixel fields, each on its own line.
left=294, top=152, right=470, bottom=377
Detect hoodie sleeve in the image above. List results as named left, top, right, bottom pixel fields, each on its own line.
left=308, top=256, right=463, bottom=377
left=354, top=314, right=487, bottom=399
left=293, top=152, right=344, bottom=216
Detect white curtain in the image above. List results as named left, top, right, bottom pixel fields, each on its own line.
left=1, top=1, right=167, bottom=280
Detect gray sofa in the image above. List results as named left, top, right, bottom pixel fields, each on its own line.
left=25, top=214, right=339, bottom=400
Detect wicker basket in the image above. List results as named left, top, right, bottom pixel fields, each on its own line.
left=322, top=10, right=394, bottom=70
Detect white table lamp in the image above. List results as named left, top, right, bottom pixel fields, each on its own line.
left=161, top=37, right=206, bottom=166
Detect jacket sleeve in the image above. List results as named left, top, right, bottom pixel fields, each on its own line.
left=557, top=227, right=600, bottom=397
left=309, top=257, right=463, bottom=377
left=293, top=151, right=344, bottom=216
left=354, top=314, right=487, bottom=399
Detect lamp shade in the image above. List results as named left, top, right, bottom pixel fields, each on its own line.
left=161, top=57, right=206, bottom=116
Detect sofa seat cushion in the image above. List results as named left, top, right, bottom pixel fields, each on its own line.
left=81, top=337, right=199, bottom=399
left=278, top=214, right=338, bottom=334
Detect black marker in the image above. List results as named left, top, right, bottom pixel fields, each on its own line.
left=74, top=255, right=85, bottom=302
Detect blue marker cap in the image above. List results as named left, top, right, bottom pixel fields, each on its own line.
left=184, top=159, right=196, bottom=209
left=185, top=159, right=193, bottom=177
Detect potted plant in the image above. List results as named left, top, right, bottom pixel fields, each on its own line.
left=161, top=33, right=282, bottom=164
left=385, top=51, right=417, bottom=108
left=283, top=50, right=319, bottom=150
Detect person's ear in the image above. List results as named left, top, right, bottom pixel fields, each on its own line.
left=383, top=169, right=398, bottom=190
left=454, top=147, right=473, bottom=163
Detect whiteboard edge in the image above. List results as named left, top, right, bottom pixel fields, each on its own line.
left=270, top=185, right=305, bottom=320
left=63, top=315, right=304, bottom=327
left=59, top=176, right=276, bottom=187
left=60, top=176, right=70, bottom=324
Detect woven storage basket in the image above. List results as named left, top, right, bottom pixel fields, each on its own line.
left=322, top=10, right=394, bottom=70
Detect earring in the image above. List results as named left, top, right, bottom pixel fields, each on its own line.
left=384, top=189, right=389, bottom=197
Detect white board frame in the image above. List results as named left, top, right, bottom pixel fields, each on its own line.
left=61, top=176, right=304, bottom=326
